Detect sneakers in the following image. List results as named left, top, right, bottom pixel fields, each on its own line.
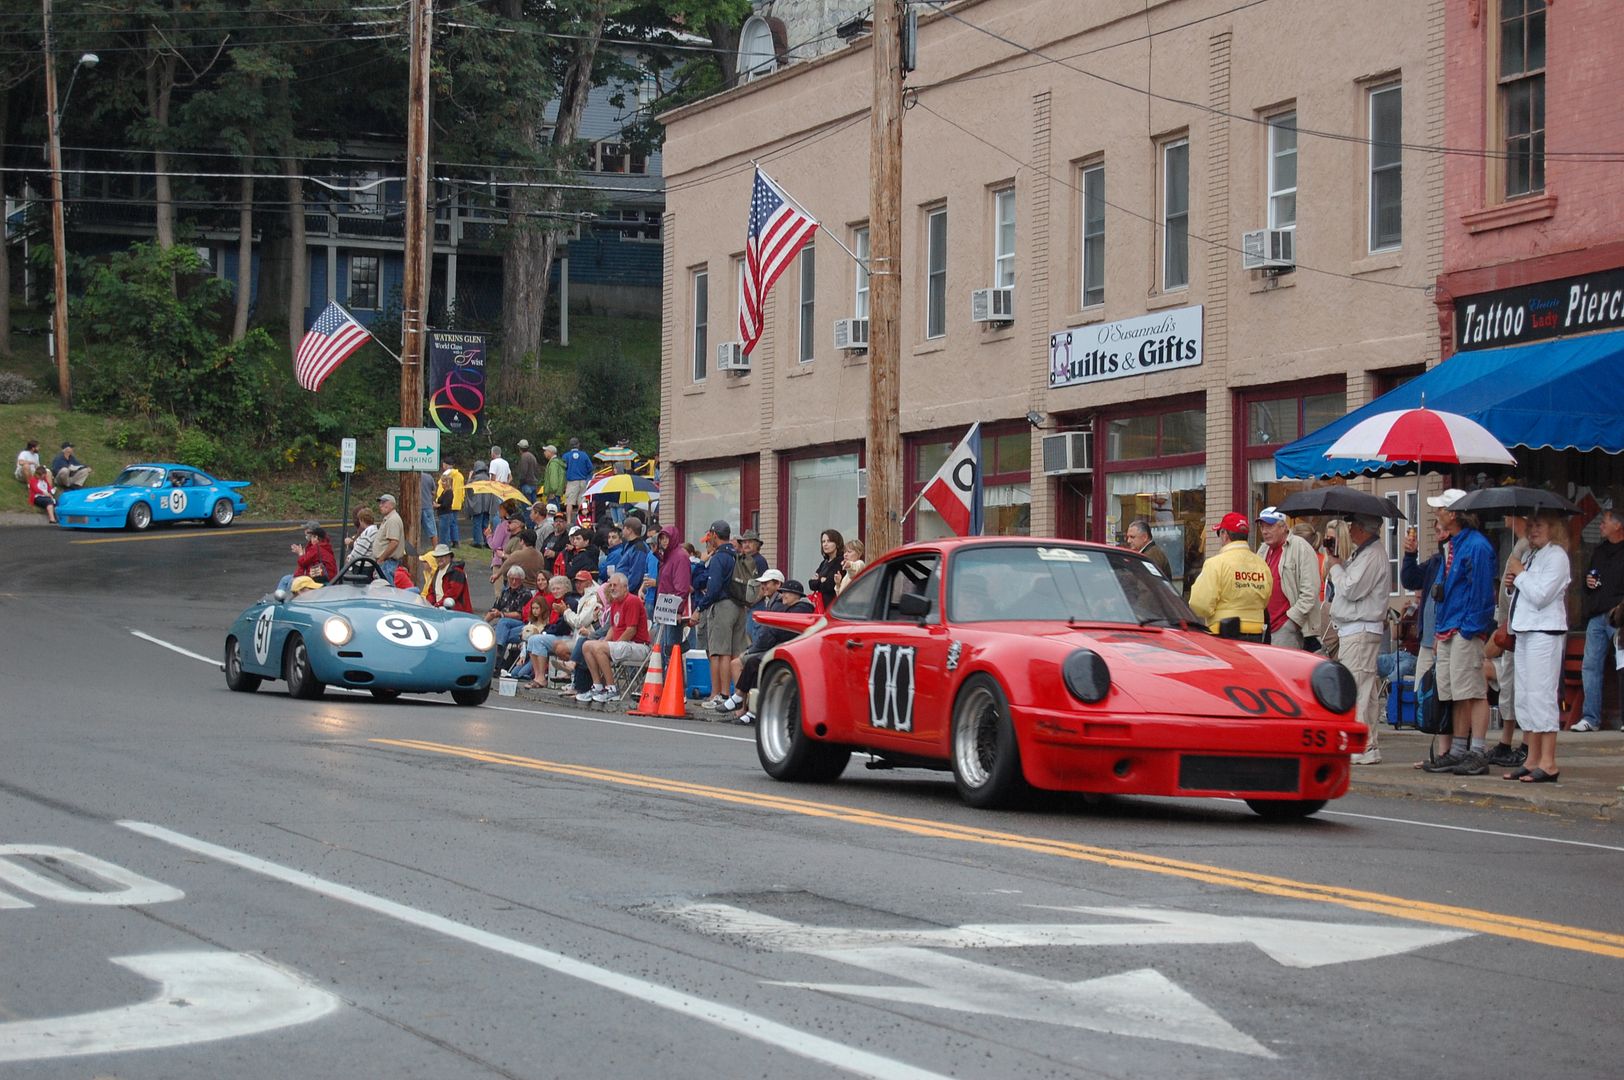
left=1485, top=742, right=1527, bottom=767
left=1571, top=719, right=1601, bottom=732
left=576, top=685, right=602, bottom=703
left=1351, top=747, right=1382, bottom=765
left=1450, top=749, right=1490, bottom=776
left=1421, top=750, right=1467, bottom=773
left=703, top=694, right=726, bottom=709
left=592, top=686, right=616, bottom=703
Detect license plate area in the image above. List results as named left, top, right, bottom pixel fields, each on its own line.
left=1178, top=755, right=1298, bottom=792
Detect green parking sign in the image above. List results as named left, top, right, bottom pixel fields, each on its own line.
left=386, top=427, right=440, bottom=472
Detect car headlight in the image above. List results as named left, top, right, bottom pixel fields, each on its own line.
left=1061, top=648, right=1111, bottom=704
left=468, top=622, right=496, bottom=652
left=1311, top=660, right=1357, bottom=714
left=322, top=615, right=353, bottom=646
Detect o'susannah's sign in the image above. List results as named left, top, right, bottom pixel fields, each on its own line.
left=1049, top=305, right=1204, bottom=388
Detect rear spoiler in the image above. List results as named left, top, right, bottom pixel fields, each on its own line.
left=218, top=480, right=251, bottom=490
left=753, top=609, right=820, bottom=634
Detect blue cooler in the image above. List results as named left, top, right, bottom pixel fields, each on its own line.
left=684, top=650, right=711, bottom=698
left=1387, top=676, right=1418, bottom=728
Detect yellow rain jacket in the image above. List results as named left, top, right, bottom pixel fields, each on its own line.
left=1189, top=539, right=1274, bottom=635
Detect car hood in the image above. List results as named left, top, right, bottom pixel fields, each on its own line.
left=57, top=485, right=139, bottom=508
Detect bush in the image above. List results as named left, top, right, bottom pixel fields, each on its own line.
left=0, top=371, right=38, bottom=404
left=174, top=428, right=219, bottom=470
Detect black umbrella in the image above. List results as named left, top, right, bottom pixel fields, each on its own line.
left=1275, top=487, right=1407, bottom=520
left=1450, top=486, right=1581, bottom=517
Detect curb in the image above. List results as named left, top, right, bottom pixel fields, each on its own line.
left=1349, top=775, right=1622, bottom=820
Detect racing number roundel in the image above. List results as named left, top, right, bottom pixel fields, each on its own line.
left=868, top=644, right=916, bottom=732
left=252, top=606, right=275, bottom=665
left=166, top=489, right=188, bottom=515
left=376, top=614, right=439, bottom=647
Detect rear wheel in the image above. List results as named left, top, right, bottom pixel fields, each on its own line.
left=223, top=636, right=261, bottom=693
left=209, top=499, right=235, bottom=527
left=283, top=634, right=325, bottom=699
left=756, top=662, right=849, bottom=782
left=1246, top=798, right=1327, bottom=820
left=369, top=688, right=402, bottom=702
left=451, top=687, right=490, bottom=707
left=127, top=502, right=152, bottom=531
left=950, top=675, right=1029, bottom=809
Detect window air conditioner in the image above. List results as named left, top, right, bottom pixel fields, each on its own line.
left=1241, top=228, right=1295, bottom=271
left=716, top=341, right=751, bottom=372
left=1041, top=431, right=1093, bottom=475
left=833, top=317, right=870, bottom=351
left=970, top=285, right=1015, bottom=323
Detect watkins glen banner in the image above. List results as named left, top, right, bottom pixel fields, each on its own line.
left=427, top=331, right=486, bottom=435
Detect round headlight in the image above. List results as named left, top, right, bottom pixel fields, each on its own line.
left=322, top=615, right=352, bottom=646
left=468, top=622, right=496, bottom=652
left=1311, top=660, right=1357, bottom=714
left=1061, top=649, right=1111, bottom=704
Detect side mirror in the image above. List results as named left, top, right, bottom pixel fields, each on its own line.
left=898, top=591, right=932, bottom=620
left=273, top=589, right=289, bottom=604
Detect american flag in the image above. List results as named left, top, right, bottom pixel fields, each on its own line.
left=294, top=301, right=372, bottom=392
left=740, top=168, right=818, bottom=355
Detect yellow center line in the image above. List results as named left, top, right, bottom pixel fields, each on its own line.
left=70, top=524, right=314, bottom=545
left=370, top=737, right=1624, bottom=959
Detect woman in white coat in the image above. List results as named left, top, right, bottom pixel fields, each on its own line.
left=1503, top=511, right=1572, bottom=783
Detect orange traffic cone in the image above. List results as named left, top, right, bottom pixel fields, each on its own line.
left=631, top=646, right=665, bottom=716
left=655, top=646, right=688, bottom=719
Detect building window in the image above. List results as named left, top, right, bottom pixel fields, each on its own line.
left=1385, top=490, right=1419, bottom=595
left=992, top=187, right=1016, bottom=289
left=1267, top=112, right=1297, bottom=231
left=1080, top=163, right=1105, bottom=308
left=734, top=255, right=747, bottom=343
left=908, top=425, right=1031, bottom=541
left=348, top=255, right=379, bottom=309
left=691, top=270, right=708, bottom=383
left=1160, top=138, right=1189, bottom=291
left=798, top=245, right=816, bottom=363
left=1101, top=403, right=1207, bottom=594
left=785, top=452, right=860, bottom=583
left=1368, top=83, right=1403, bottom=251
left=589, top=141, right=648, bottom=175
left=1238, top=387, right=1347, bottom=519
left=853, top=226, right=870, bottom=319
left=594, top=208, right=661, bottom=242
left=926, top=206, right=948, bottom=338
left=684, top=466, right=740, bottom=538
left=1499, top=0, right=1545, bottom=199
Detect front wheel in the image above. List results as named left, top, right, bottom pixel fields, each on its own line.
left=224, top=636, right=261, bottom=693
left=283, top=634, right=325, bottom=699
left=756, top=662, right=849, bottom=782
left=127, top=502, right=152, bottom=531
left=951, top=675, right=1029, bottom=809
left=451, top=687, right=490, bottom=707
left=209, top=498, right=235, bottom=527
left=1246, top=798, right=1327, bottom=820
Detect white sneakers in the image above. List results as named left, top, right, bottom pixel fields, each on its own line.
left=1571, top=719, right=1600, bottom=732
left=576, top=684, right=618, bottom=703
left=1351, top=747, right=1382, bottom=765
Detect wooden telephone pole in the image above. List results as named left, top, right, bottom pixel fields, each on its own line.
left=399, top=0, right=433, bottom=548
left=42, top=0, right=71, bottom=408
left=866, top=0, right=905, bottom=560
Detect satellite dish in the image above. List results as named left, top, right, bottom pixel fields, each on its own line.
left=737, top=15, right=780, bottom=80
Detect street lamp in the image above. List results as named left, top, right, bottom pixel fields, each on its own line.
left=42, top=20, right=97, bottom=408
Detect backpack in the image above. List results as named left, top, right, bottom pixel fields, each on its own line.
left=1416, top=666, right=1453, bottom=736
left=725, top=548, right=757, bottom=606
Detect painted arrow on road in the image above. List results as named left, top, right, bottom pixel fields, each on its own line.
left=0, top=951, right=340, bottom=1063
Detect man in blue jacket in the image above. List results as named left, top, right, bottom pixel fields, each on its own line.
left=1424, top=489, right=1500, bottom=775
left=561, top=437, right=594, bottom=517
left=694, top=520, right=747, bottom=708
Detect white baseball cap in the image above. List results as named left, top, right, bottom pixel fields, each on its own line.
left=753, top=568, right=785, bottom=585
left=1426, top=488, right=1468, bottom=509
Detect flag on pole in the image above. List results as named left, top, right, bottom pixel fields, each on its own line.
left=740, top=167, right=818, bottom=355
left=921, top=423, right=984, bottom=536
left=294, top=301, right=372, bottom=392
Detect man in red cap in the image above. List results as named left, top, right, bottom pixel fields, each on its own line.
left=1189, top=512, right=1273, bottom=641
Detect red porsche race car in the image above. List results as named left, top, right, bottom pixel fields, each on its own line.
left=750, top=537, right=1366, bottom=819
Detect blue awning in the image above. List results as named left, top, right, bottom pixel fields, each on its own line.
left=1273, top=329, right=1624, bottom=479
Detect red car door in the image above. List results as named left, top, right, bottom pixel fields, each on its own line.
left=854, top=554, right=950, bottom=752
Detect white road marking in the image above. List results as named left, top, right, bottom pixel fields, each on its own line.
left=1322, top=809, right=1624, bottom=853
left=0, top=951, right=339, bottom=1063
left=117, top=821, right=954, bottom=1080
left=0, top=846, right=185, bottom=906
left=129, top=630, right=218, bottom=666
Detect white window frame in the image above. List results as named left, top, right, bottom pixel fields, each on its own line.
left=691, top=269, right=709, bottom=383
left=348, top=254, right=380, bottom=309
left=926, top=206, right=948, bottom=339
left=1080, top=162, right=1105, bottom=309
left=798, top=244, right=816, bottom=364
left=853, top=226, right=870, bottom=320
left=735, top=255, right=747, bottom=337
left=1160, top=138, right=1189, bottom=292
left=1368, top=83, right=1403, bottom=252
left=992, top=187, right=1016, bottom=289
left=1385, top=490, right=1419, bottom=595
left=1267, top=111, right=1297, bottom=231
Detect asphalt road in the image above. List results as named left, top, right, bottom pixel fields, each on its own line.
left=2, top=519, right=1621, bottom=1079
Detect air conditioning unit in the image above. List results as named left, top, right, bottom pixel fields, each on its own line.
left=1241, top=228, right=1295, bottom=271
left=970, top=285, right=1015, bottom=324
left=833, top=317, right=870, bottom=351
left=716, top=341, right=751, bottom=372
left=1041, top=431, right=1093, bottom=475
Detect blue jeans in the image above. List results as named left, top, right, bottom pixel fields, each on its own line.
left=437, top=511, right=459, bottom=545
left=519, top=483, right=538, bottom=502
left=494, top=617, right=525, bottom=649
left=572, top=635, right=595, bottom=692
left=471, top=512, right=491, bottom=546
left=1582, top=612, right=1612, bottom=727
left=1378, top=650, right=1416, bottom=681
left=420, top=506, right=437, bottom=544
left=378, top=558, right=399, bottom=579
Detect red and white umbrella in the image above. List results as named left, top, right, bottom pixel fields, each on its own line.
left=1325, top=407, right=1516, bottom=465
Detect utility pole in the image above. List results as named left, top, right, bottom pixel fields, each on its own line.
left=42, top=0, right=71, bottom=409
left=399, top=0, right=433, bottom=549
left=866, top=0, right=904, bottom=560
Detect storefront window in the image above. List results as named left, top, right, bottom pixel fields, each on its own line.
left=683, top=467, right=740, bottom=539
left=1104, top=467, right=1206, bottom=593
left=787, top=454, right=859, bottom=582
left=909, top=426, right=1031, bottom=540
left=1240, top=385, right=1347, bottom=519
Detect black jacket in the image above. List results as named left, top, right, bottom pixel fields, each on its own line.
left=1584, top=538, right=1624, bottom=619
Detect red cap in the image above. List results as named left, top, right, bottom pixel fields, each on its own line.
left=1214, top=512, right=1250, bottom=535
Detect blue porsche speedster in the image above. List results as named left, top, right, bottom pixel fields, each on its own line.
left=57, top=462, right=249, bottom=530
left=224, top=560, right=498, bottom=705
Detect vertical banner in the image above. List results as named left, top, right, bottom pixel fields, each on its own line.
left=426, top=331, right=487, bottom=435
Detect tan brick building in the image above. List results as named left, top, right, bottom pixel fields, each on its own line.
left=660, top=0, right=1443, bottom=589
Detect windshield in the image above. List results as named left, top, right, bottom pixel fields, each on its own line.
left=289, top=582, right=430, bottom=607
left=113, top=467, right=165, bottom=488
left=948, top=544, right=1200, bottom=627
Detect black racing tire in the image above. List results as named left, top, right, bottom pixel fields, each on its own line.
left=127, top=501, right=152, bottom=531
left=369, top=688, right=402, bottom=702
left=451, top=686, right=490, bottom=707
left=755, top=661, right=850, bottom=783
left=283, top=634, right=325, bottom=700
left=209, top=498, right=235, bottom=527
left=223, top=636, right=261, bottom=693
left=1245, top=798, right=1328, bottom=820
left=950, top=674, right=1029, bottom=809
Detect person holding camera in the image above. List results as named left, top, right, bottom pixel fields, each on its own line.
left=1326, top=514, right=1391, bottom=765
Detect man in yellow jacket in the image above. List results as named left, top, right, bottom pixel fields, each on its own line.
left=434, top=460, right=467, bottom=546
left=1189, top=512, right=1273, bottom=640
